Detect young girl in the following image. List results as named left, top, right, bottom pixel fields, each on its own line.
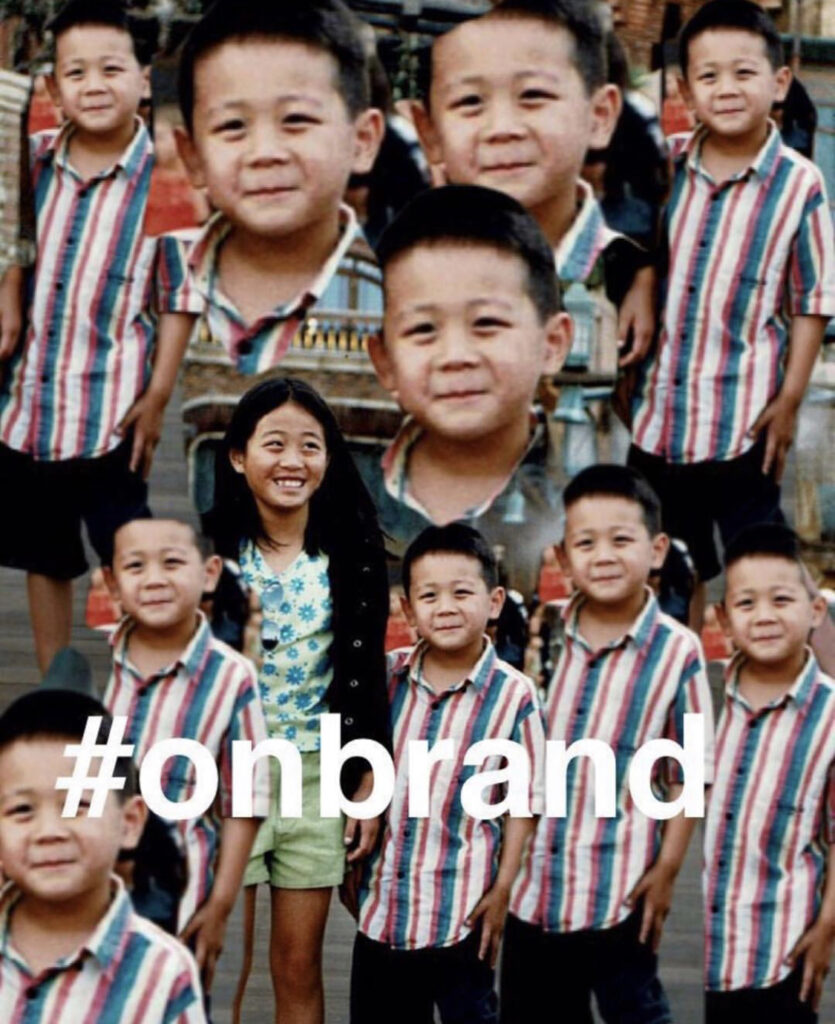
left=209, top=377, right=390, bottom=1024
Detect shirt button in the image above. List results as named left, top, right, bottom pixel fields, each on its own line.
left=431, top=703, right=441, bottom=712
left=238, top=340, right=252, bottom=356
left=349, top=679, right=359, bottom=688
left=359, top=601, right=368, bottom=611
left=344, top=717, right=354, bottom=727
left=26, top=988, right=38, bottom=998
left=687, top=285, right=696, bottom=294
left=577, top=706, right=586, bottom=715
left=55, top=281, right=64, bottom=290
left=711, top=905, right=720, bottom=913
left=725, top=812, right=733, bottom=821
left=352, top=639, right=362, bottom=649
left=361, top=565, right=371, bottom=574
left=397, top=870, right=405, bottom=879
left=748, top=718, right=759, bottom=728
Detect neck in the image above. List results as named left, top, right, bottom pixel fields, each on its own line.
left=422, top=638, right=484, bottom=692
left=419, top=415, right=531, bottom=479
left=15, top=877, right=111, bottom=949
left=578, top=587, right=647, bottom=645
left=70, top=118, right=137, bottom=168
left=256, top=502, right=310, bottom=551
left=530, top=184, right=581, bottom=249
left=703, top=122, right=769, bottom=165
left=128, top=613, right=199, bottom=673
left=741, top=646, right=808, bottom=690
left=226, top=207, right=342, bottom=284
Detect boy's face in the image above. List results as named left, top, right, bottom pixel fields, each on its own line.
left=370, top=243, right=571, bottom=446
left=0, top=739, right=144, bottom=907
left=50, top=25, right=149, bottom=140
left=561, top=496, right=668, bottom=608
left=403, top=553, right=504, bottom=656
left=105, top=520, right=221, bottom=634
left=416, top=18, right=619, bottom=222
left=720, top=555, right=826, bottom=668
left=176, top=40, right=383, bottom=241
left=681, top=29, right=790, bottom=144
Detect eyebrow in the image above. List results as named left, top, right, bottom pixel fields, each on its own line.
left=391, top=297, right=516, bottom=326
left=205, top=93, right=326, bottom=117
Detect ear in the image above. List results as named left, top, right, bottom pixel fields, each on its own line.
left=229, top=448, right=246, bottom=475
left=202, top=554, right=223, bottom=596
left=488, top=585, right=506, bottom=622
left=351, top=107, right=385, bottom=177
left=400, top=593, right=417, bottom=628
left=367, top=332, right=399, bottom=398
left=140, top=65, right=151, bottom=103
left=715, top=600, right=732, bottom=637
left=46, top=74, right=62, bottom=113
left=556, top=542, right=572, bottom=578
left=174, top=125, right=206, bottom=190
left=118, top=795, right=148, bottom=852
left=412, top=100, right=445, bottom=166
left=810, top=593, right=828, bottom=632
left=678, top=74, right=695, bottom=113
left=588, top=83, right=621, bottom=151
left=102, top=566, right=120, bottom=601
left=774, top=65, right=792, bottom=105
left=650, top=531, right=670, bottom=573
left=542, top=311, right=573, bottom=374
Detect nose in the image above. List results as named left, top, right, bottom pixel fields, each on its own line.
left=277, top=444, right=304, bottom=468
left=82, top=69, right=107, bottom=93
left=435, top=324, right=479, bottom=369
left=33, top=804, right=72, bottom=841
left=483, top=95, right=526, bottom=142
left=716, top=70, right=741, bottom=95
left=247, top=119, right=289, bottom=165
left=142, top=560, right=168, bottom=588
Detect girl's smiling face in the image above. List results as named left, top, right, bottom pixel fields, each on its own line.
left=230, top=401, right=328, bottom=518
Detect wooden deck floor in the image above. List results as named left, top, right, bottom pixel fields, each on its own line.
left=1, top=393, right=832, bottom=1023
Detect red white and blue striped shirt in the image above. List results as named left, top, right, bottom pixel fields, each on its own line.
left=512, top=590, right=714, bottom=933
left=358, top=639, right=546, bottom=950
left=104, top=613, right=270, bottom=932
left=0, top=121, right=195, bottom=461
left=704, top=652, right=835, bottom=992
left=555, top=180, right=623, bottom=284
left=0, top=877, right=206, bottom=1023
left=632, top=124, right=835, bottom=464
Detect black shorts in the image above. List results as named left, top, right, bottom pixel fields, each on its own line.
left=627, top=439, right=784, bottom=582
left=0, top=440, right=150, bottom=579
left=705, top=969, right=817, bottom=1024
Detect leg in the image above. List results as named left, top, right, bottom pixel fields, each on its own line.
left=269, top=886, right=332, bottom=1024
left=435, top=931, right=498, bottom=1024
left=231, top=885, right=258, bottom=1024
left=27, top=573, right=72, bottom=673
left=592, top=912, right=671, bottom=1024
left=350, top=931, right=434, bottom=1024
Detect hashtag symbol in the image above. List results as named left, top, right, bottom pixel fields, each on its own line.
left=55, top=716, right=135, bottom=818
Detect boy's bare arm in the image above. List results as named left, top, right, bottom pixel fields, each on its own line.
left=179, top=816, right=261, bottom=991
left=787, top=843, right=835, bottom=1010
left=749, top=313, right=828, bottom=483
left=617, top=265, right=657, bottom=368
left=625, top=783, right=695, bottom=951
left=465, top=816, right=536, bottom=967
left=0, top=265, right=25, bottom=360
left=117, top=311, right=197, bottom=478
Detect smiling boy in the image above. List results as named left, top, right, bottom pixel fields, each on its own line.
left=102, top=518, right=269, bottom=992
left=365, top=184, right=571, bottom=599
left=0, top=689, right=206, bottom=1022
left=706, top=524, right=835, bottom=1023
left=174, top=0, right=383, bottom=376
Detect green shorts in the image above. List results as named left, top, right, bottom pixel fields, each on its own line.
left=243, top=750, right=346, bottom=889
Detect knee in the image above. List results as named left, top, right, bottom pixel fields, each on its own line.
left=271, top=941, right=323, bottom=993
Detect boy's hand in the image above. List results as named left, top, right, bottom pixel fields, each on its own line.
left=786, top=916, right=835, bottom=1010
left=465, top=884, right=510, bottom=967
left=0, top=267, right=24, bottom=360
left=117, top=388, right=168, bottom=479
left=180, top=897, right=230, bottom=992
left=344, top=770, right=380, bottom=864
left=625, top=861, right=677, bottom=951
left=748, top=392, right=799, bottom=483
left=339, top=862, right=362, bottom=921
left=617, top=266, right=656, bottom=368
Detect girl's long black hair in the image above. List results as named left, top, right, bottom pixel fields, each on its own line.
left=208, top=376, right=384, bottom=562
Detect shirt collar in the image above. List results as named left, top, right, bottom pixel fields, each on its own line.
left=381, top=410, right=545, bottom=521
left=44, top=117, right=152, bottom=180
left=563, top=585, right=659, bottom=652
left=404, top=637, right=497, bottom=695
left=187, top=201, right=360, bottom=318
left=554, top=179, right=624, bottom=283
left=724, top=647, right=821, bottom=712
left=0, top=876, right=133, bottom=980
left=683, top=120, right=782, bottom=184
left=111, top=610, right=213, bottom=683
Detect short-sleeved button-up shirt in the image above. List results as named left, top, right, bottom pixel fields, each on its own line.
left=705, top=652, right=835, bottom=992
left=555, top=179, right=624, bottom=285
left=104, top=613, right=270, bottom=931
left=632, top=124, right=835, bottom=464
left=184, top=203, right=382, bottom=374
left=512, top=590, right=714, bottom=933
left=0, top=121, right=195, bottom=461
left=0, top=878, right=206, bottom=1023
left=358, top=639, right=546, bottom=950
left=238, top=540, right=333, bottom=751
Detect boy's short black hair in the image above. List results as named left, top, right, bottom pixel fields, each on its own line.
left=723, top=522, right=804, bottom=575
left=376, top=184, right=560, bottom=323
left=679, top=0, right=783, bottom=77
left=402, top=523, right=499, bottom=596
left=177, top=0, right=370, bottom=134
left=49, top=0, right=140, bottom=60
left=108, top=517, right=214, bottom=567
left=563, top=464, right=662, bottom=536
left=0, top=689, right=138, bottom=801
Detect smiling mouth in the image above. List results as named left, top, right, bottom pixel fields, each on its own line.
left=246, top=186, right=296, bottom=198
left=437, top=390, right=487, bottom=400
left=272, top=478, right=305, bottom=489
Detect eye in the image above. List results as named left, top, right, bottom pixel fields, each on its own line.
left=123, top=560, right=143, bottom=572
left=283, top=112, right=320, bottom=128
left=450, top=93, right=482, bottom=112
left=614, top=534, right=633, bottom=546
left=454, top=588, right=474, bottom=598
left=403, top=321, right=435, bottom=343
left=65, top=68, right=84, bottom=80
left=574, top=538, right=593, bottom=550
left=519, top=88, right=556, bottom=103
left=6, top=801, right=32, bottom=818
left=265, top=439, right=284, bottom=450
left=104, top=64, right=123, bottom=74
left=697, top=71, right=716, bottom=83
left=303, top=441, right=322, bottom=452
left=164, top=558, right=186, bottom=569
left=735, top=598, right=754, bottom=610
left=214, top=118, right=246, bottom=136
left=472, top=316, right=509, bottom=333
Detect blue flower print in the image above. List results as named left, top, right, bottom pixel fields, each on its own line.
left=307, top=639, right=319, bottom=652
left=262, top=663, right=277, bottom=676
left=287, top=665, right=305, bottom=686
left=294, top=692, right=312, bottom=711
left=287, top=646, right=300, bottom=661
left=299, top=603, right=315, bottom=623
left=318, top=571, right=329, bottom=588
left=286, top=726, right=297, bottom=739
left=280, top=602, right=292, bottom=615
left=277, top=692, right=290, bottom=706
left=290, top=577, right=305, bottom=595
left=306, top=719, right=319, bottom=731
left=259, top=683, right=271, bottom=703
left=279, top=623, right=295, bottom=643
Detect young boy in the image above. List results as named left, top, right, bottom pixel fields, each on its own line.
left=0, top=688, right=207, bottom=1022
left=706, top=524, right=835, bottom=1023
left=102, top=517, right=270, bottom=991
left=0, top=0, right=197, bottom=673
left=503, top=464, right=714, bottom=1023
left=350, top=523, right=546, bottom=1023
left=413, top=0, right=655, bottom=370
left=628, top=0, right=835, bottom=625
left=173, top=0, right=384, bottom=377
left=365, top=184, right=572, bottom=599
